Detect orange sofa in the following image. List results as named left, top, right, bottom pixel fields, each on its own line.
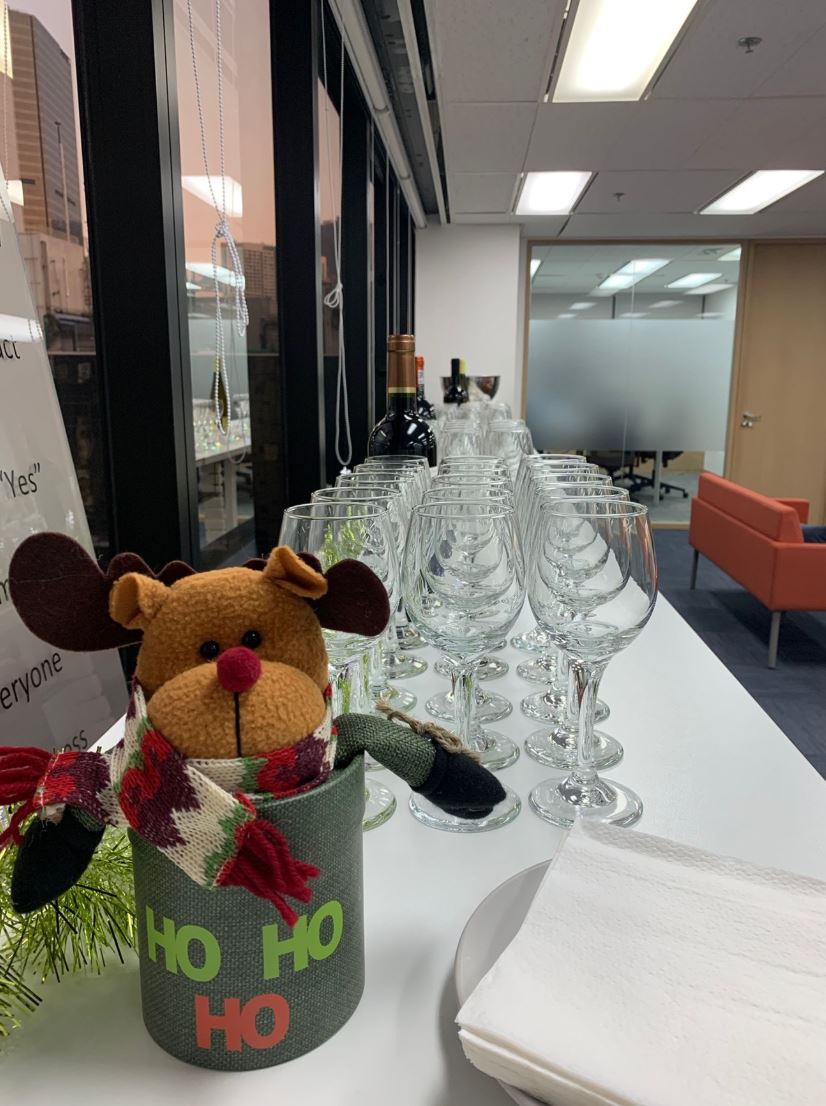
left=689, top=473, right=826, bottom=667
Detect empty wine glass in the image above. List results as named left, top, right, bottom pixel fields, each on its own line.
left=278, top=501, right=398, bottom=831
left=527, top=498, right=658, bottom=828
left=485, top=419, right=534, bottom=479
left=402, top=501, right=524, bottom=831
left=438, top=423, right=484, bottom=458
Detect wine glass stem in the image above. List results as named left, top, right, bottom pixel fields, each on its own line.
left=570, top=659, right=608, bottom=786
left=450, top=662, right=475, bottom=748
left=329, top=656, right=361, bottom=717
left=384, top=623, right=398, bottom=664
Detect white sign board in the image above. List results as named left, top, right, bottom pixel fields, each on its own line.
left=0, top=166, right=127, bottom=752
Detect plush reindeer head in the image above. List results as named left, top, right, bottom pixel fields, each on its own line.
left=9, top=534, right=390, bottom=759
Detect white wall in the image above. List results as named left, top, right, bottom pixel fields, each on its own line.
left=415, top=223, right=522, bottom=413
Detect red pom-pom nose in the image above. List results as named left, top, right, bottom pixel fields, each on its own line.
left=216, top=646, right=261, bottom=693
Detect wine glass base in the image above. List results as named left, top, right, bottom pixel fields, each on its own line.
left=510, top=627, right=549, bottom=653
left=426, top=689, right=512, bottom=724
left=408, top=786, right=521, bottom=833
left=383, top=654, right=428, bottom=680
left=524, top=726, right=623, bottom=771
left=396, top=624, right=426, bottom=651
left=363, top=778, right=397, bottom=831
left=470, top=731, right=520, bottom=771
left=520, top=690, right=610, bottom=724
left=528, top=775, right=642, bottom=829
left=375, top=683, right=417, bottom=712
left=434, top=655, right=509, bottom=682
left=516, top=656, right=558, bottom=684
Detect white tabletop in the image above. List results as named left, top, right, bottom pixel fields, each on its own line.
left=5, top=597, right=826, bottom=1103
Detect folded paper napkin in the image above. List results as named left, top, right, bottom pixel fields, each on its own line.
left=457, top=822, right=826, bottom=1106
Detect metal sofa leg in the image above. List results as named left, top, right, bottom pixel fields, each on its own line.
left=768, top=611, right=782, bottom=669
left=689, top=548, right=699, bottom=589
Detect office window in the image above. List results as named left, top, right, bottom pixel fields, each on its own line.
left=3, top=2, right=110, bottom=556
left=526, top=242, right=742, bottom=525
left=173, top=0, right=278, bottom=566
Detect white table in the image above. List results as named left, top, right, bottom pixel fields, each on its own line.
left=6, top=598, right=826, bottom=1104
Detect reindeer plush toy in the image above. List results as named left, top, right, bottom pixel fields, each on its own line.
left=1, top=534, right=504, bottom=926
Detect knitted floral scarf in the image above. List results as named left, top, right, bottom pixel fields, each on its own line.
left=0, top=685, right=335, bottom=925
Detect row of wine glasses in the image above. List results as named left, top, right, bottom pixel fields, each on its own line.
left=277, top=432, right=659, bottom=836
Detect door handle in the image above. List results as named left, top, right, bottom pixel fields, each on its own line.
left=740, top=411, right=762, bottom=428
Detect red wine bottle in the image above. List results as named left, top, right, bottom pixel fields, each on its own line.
left=368, top=335, right=437, bottom=464
left=415, top=356, right=436, bottom=420
left=443, top=357, right=468, bottom=406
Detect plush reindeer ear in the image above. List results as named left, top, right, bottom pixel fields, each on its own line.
left=312, top=560, right=390, bottom=637
left=9, top=533, right=155, bottom=651
left=109, top=573, right=170, bottom=630
left=263, top=546, right=328, bottom=599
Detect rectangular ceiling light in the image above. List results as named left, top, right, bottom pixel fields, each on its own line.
left=621, top=312, right=647, bottom=318
left=530, top=258, right=542, bottom=279
left=570, top=301, right=595, bottom=309
left=554, top=0, right=699, bottom=103
left=182, top=175, right=244, bottom=218
left=719, top=247, right=741, bottom=261
left=651, top=299, right=680, bottom=308
left=684, top=283, right=733, bottom=295
left=516, top=171, right=592, bottom=214
left=700, top=170, right=824, bottom=215
left=667, top=272, right=721, bottom=289
left=597, top=257, right=669, bottom=292
left=558, top=313, right=577, bottom=319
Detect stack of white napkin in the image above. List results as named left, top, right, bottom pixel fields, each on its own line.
left=457, top=822, right=826, bottom=1106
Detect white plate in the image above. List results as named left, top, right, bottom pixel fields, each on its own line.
left=454, top=861, right=550, bottom=1106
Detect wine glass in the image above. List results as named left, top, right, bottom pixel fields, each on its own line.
left=484, top=419, right=534, bottom=479
left=278, top=501, right=398, bottom=831
left=527, top=498, right=658, bottom=828
left=402, top=501, right=524, bottom=831
left=438, top=423, right=484, bottom=458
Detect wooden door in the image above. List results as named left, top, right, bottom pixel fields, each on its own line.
left=727, top=242, right=826, bottom=523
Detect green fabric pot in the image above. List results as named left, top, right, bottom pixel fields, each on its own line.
left=130, top=755, right=365, bottom=1070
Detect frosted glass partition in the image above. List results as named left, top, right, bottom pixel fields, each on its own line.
left=526, top=319, right=735, bottom=452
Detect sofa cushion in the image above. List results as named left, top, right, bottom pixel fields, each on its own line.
left=696, top=473, right=803, bottom=543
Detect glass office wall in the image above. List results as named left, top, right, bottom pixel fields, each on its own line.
left=527, top=243, right=742, bottom=524
left=2, top=1, right=110, bottom=556
left=174, top=0, right=277, bottom=566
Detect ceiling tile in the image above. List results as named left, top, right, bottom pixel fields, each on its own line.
left=652, top=0, right=826, bottom=101
left=449, top=172, right=519, bottom=213
left=561, top=210, right=826, bottom=238
left=429, top=0, right=565, bottom=103
left=579, top=170, right=741, bottom=213
left=756, top=25, right=826, bottom=96
left=526, top=100, right=738, bottom=172
left=442, top=102, right=537, bottom=172
left=686, top=97, right=826, bottom=169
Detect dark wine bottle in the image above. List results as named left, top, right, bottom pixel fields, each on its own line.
left=368, top=334, right=437, bottom=464
left=443, top=357, right=468, bottom=406
left=415, top=356, right=436, bottom=420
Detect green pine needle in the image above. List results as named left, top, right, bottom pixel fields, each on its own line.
left=0, top=827, right=136, bottom=1037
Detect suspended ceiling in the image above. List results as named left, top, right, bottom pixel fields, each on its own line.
left=423, top=0, right=826, bottom=237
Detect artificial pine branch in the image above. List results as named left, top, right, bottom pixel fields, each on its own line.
left=0, top=826, right=136, bottom=1037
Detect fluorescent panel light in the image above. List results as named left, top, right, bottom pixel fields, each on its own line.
left=701, top=170, right=824, bottom=215
left=570, top=302, right=595, bottom=310
left=598, top=258, right=669, bottom=292
left=554, top=0, right=699, bottom=103
left=699, top=312, right=723, bottom=318
left=719, top=247, right=741, bottom=261
left=6, top=180, right=24, bottom=206
left=182, top=175, right=244, bottom=218
left=558, top=313, right=577, bottom=319
left=516, top=171, right=591, bottom=215
left=530, top=258, right=542, bottom=279
left=651, top=299, right=680, bottom=308
left=685, top=283, right=732, bottom=296
left=621, top=312, right=647, bottom=318
left=667, top=272, right=721, bottom=289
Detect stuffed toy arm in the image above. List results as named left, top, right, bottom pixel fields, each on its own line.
left=333, top=711, right=506, bottom=819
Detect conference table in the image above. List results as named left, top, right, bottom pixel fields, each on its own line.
left=6, top=597, right=826, bottom=1104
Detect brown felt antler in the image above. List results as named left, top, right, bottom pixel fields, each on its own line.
left=8, top=533, right=196, bottom=651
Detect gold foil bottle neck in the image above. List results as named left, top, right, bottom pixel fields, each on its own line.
left=387, top=333, right=415, bottom=354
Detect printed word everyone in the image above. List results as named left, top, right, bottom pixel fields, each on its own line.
left=0, top=652, right=63, bottom=711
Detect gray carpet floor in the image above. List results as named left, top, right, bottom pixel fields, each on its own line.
left=654, top=529, right=826, bottom=780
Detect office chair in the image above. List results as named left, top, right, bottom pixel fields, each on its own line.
left=626, top=451, right=689, bottom=499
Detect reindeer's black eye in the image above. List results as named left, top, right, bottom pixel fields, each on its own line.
left=241, top=629, right=261, bottom=649
left=199, top=640, right=220, bottom=660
